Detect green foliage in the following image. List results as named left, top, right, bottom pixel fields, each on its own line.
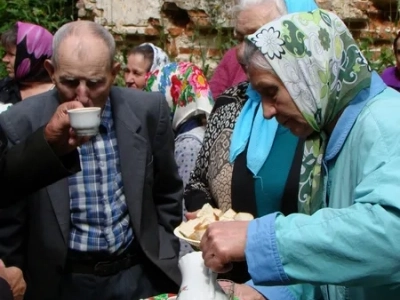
left=358, top=37, right=395, bottom=74
left=0, top=0, right=76, bottom=78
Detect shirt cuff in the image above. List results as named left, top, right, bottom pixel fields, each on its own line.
left=246, top=280, right=296, bottom=300
left=245, top=212, right=290, bottom=285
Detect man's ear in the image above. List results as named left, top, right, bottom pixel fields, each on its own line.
left=44, top=59, right=56, bottom=83
left=112, top=61, right=121, bottom=77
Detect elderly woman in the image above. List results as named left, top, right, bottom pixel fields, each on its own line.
left=124, top=43, right=169, bottom=89
left=201, top=9, right=400, bottom=300
left=381, top=31, right=400, bottom=92
left=0, top=22, right=53, bottom=108
left=184, top=0, right=317, bottom=297
left=144, top=62, right=214, bottom=257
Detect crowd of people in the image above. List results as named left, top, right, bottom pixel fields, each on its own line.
left=0, top=0, right=400, bottom=299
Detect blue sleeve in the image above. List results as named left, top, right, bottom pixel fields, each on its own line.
left=246, top=279, right=296, bottom=300
left=284, top=0, right=318, bottom=13
left=245, top=212, right=289, bottom=285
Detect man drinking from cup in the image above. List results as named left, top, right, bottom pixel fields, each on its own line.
left=0, top=20, right=183, bottom=300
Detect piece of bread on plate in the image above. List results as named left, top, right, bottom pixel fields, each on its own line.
left=196, top=203, right=215, bottom=218
left=234, top=212, right=254, bottom=221
left=219, top=208, right=237, bottom=221
left=195, top=216, right=216, bottom=230
left=189, top=229, right=206, bottom=241
left=179, top=219, right=201, bottom=238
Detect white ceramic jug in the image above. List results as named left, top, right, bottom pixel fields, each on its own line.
left=177, top=251, right=230, bottom=300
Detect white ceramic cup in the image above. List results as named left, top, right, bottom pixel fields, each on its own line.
left=67, top=107, right=101, bottom=137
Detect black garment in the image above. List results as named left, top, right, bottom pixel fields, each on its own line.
left=60, top=264, right=160, bottom=300
left=0, top=78, right=21, bottom=105
left=0, top=125, right=81, bottom=208
left=0, top=277, right=12, bottom=300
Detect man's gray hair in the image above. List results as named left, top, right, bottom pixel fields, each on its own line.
left=233, top=0, right=288, bottom=16
left=243, top=39, right=275, bottom=74
left=52, top=21, right=116, bottom=69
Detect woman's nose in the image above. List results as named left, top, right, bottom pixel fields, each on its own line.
left=262, top=102, right=277, bottom=119
left=126, top=73, right=135, bottom=84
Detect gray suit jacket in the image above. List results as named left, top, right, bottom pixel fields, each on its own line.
left=0, top=87, right=183, bottom=299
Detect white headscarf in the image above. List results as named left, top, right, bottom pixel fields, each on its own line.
left=139, top=43, right=170, bottom=72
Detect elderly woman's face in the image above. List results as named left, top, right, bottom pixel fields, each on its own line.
left=248, top=63, right=314, bottom=138
left=2, top=45, right=16, bottom=78
left=124, top=53, right=151, bottom=89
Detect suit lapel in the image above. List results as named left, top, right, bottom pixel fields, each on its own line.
left=43, top=92, right=71, bottom=244
left=111, top=89, right=147, bottom=238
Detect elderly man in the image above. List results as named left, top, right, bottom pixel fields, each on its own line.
left=0, top=20, right=183, bottom=300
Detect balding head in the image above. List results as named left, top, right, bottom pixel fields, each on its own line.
left=234, top=0, right=287, bottom=17
left=51, top=21, right=116, bottom=70
left=44, top=21, right=120, bottom=108
left=234, top=0, right=287, bottom=39
left=234, top=0, right=287, bottom=68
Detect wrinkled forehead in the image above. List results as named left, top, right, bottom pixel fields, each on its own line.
left=56, top=37, right=111, bottom=70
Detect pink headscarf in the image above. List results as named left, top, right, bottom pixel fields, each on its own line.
left=14, top=22, right=53, bottom=82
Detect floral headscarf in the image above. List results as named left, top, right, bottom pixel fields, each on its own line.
left=247, top=9, right=372, bottom=214
left=14, top=22, right=53, bottom=82
left=144, top=62, right=214, bottom=130
left=139, top=43, right=170, bottom=73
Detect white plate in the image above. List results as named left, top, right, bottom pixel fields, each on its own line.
left=173, top=226, right=200, bottom=248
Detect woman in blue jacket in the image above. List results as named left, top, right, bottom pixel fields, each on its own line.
left=201, top=9, right=400, bottom=300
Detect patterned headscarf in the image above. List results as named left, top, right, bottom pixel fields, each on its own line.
left=247, top=9, right=372, bottom=214
left=139, top=43, right=170, bottom=73
left=14, top=22, right=53, bottom=82
left=144, top=62, right=214, bottom=130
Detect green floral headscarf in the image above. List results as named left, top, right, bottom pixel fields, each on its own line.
left=247, top=9, right=372, bottom=214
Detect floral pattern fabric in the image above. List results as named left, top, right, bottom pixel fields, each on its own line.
left=15, top=22, right=53, bottom=82
left=248, top=9, right=372, bottom=214
left=144, top=62, right=214, bottom=130
left=140, top=43, right=170, bottom=72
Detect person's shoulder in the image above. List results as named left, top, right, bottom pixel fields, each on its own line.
left=5, top=90, right=55, bottom=114
left=356, top=87, right=400, bottom=153
left=0, top=77, right=11, bottom=89
left=0, top=90, right=56, bottom=140
left=220, top=47, right=237, bottom=60
left=365, top=87, right=400, bottom=117
left=212, top=81, right=249, bottom=112
left=381, top=66, right=396, bottom=76
left=112, top=86, right=163, bottom=109
left=111, top=86, right=166, bottom=126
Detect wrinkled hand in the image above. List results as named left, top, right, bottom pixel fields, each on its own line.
left=0, top=260, right=26, bottom=300
left=185, top=210, right=200, bottom=220
left=232, top=283, right=267, bottom=300
left=200, top=221, right=249, bottom=273
left=44, top=101, right=91, bottom=156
